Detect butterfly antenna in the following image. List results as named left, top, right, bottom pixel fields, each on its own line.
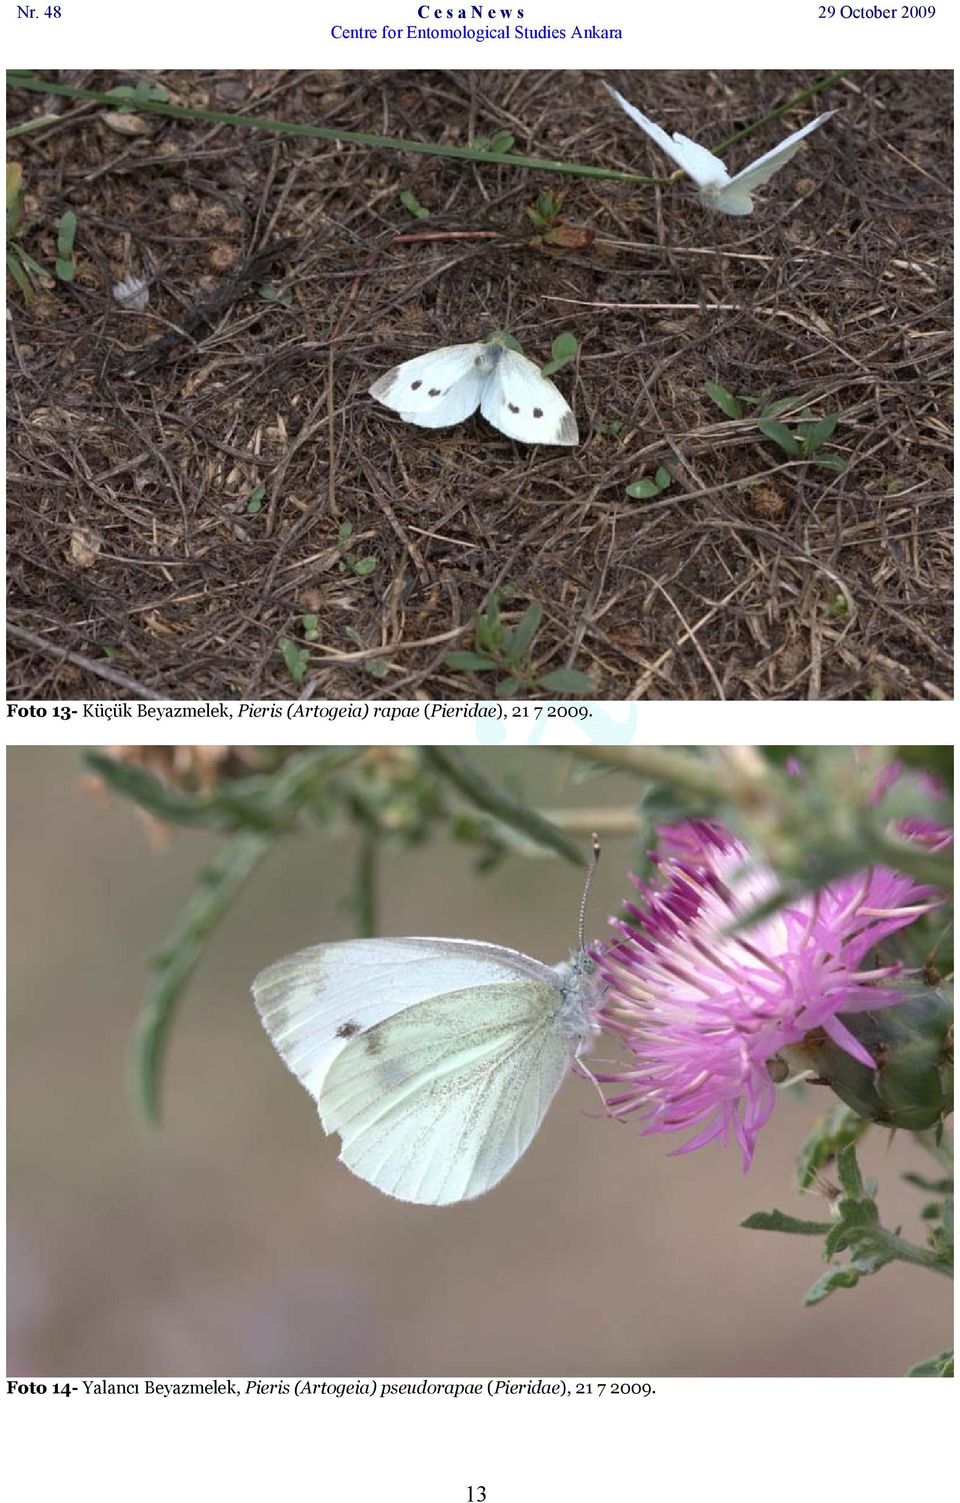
left=578, top=834, right=601, bottom=955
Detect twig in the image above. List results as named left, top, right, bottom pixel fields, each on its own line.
left=7, top=623, right=164, bottom=699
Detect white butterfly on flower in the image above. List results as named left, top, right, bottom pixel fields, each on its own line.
left=605, top=83, right=836, bottom=217
left=368, top=334, right=579, bottom=445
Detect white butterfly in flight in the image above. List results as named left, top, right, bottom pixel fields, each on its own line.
left=368, top=334, right=579, bottom=445
left=605, top=83, right=835, bottom=217
left=253, top=859, right=604, bottom=1205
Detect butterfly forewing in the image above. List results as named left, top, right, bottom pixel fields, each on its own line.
left=252, top=937, right=560, bottom=1103
left=368, top=343, right=489, bottom=426
left=726, top=112, right=836, bottom=192
left=320, top=978, right=579, bottom=1205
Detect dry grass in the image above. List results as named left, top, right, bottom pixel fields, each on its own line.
left=6, top=69, right=953, bottom=700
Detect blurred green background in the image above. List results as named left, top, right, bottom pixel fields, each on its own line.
left=7, top=746, right=951, bottom=1376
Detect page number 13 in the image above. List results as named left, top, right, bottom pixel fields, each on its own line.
left=467, top=1489, right=486, bottom=1501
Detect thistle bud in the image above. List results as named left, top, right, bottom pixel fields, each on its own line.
left=785, top=984, right=953, bottom=1131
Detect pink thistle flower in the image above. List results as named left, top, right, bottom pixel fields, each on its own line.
left=594, top=818, right=948, bottom=1170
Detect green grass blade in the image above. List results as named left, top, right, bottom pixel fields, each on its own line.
left=7, top=75, right=652, bottom=183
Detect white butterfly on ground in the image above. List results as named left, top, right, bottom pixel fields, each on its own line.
left=368, top=334, right=579, bottom=445
left=252, top=934, right=601, bottom=1205
left=605, top=83, right=836, bottom=217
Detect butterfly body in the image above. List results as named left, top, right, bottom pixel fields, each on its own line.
left=369, top=338, right=578, bottom=445
left=253, top=936, right=600, bottom=1205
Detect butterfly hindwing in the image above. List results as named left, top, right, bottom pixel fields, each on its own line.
left=480, top=347, right=578, bottom=446
left=320, top=977, right=578, bottom=1205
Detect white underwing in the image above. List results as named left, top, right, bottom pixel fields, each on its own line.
left=605, top=83, right=836, bottom=217
left=369, top=336, right=579, bottom=445
left=252, top=936, right=601, bottom=1205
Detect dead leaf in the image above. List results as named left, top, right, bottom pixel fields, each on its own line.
left=69, top=527, right=102, bottom=568
left=542, top=223, right=595, bottom=251
left=99, top=111, right=155, bottom=137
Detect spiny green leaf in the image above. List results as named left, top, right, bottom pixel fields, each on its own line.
left=836, top=1143, right=865, bottom=1200
left=741, top=1210, right=833, bottom=1236
left=804, top=1266, right=860, bottom=1305
left=795, top=1104, right=871, bottom=1191
left=907, top=1351, right=954, bottom=1377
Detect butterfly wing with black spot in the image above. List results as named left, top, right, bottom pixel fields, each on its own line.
left=480, top=347, right=578, bottom=446
left=368, top=343, right=489, bottom=428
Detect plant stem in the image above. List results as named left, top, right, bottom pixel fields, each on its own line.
left=422, top=748, right=585, bottom=865
left=134, top=830, right=270, bottom=1121
left=563, top=745, right=760, bottom=802
left=870, top=1227, right=953, bottom=1278
left=353, top=825, right=379, bottom=939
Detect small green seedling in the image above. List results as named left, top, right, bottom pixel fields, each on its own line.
left=279, top=636, right=309, bottom=686
left=55, top=210, right=77, bottom=282
left=336, top=520, right=377, bottom=578
left=259, top=284, right=293, bottom=305
left=445, top=591, right=595, bottom=699
left=597, top=419, right=624, bottom=438
left=245, top=485, right=266, bottom=515
left=345, top=625, right=390, bottom=681
left=301, top=614, right=320, bottom=642
left=399, top=189, right=430, bottom=220
left=540, top=332, right=579, bottom=377
left=104, top=82, right=170, bottom=104
left=626, top=465, right=672, bottom=501
left=526, top=189, right=564, bottom=230
left=704, top=381, right=846, bottom=473
left=473, top=128, right=516, bottom=155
